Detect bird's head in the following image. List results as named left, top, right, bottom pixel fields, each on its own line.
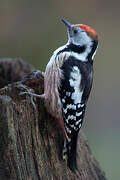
left=61, top=19, right=98, bottom=61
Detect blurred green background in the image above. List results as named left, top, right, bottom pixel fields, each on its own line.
left=0, top=1, right=120, bottom=179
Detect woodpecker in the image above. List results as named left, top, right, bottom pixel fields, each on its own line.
left=44, top=19, right=98, bottom=172
left=20, top=19, right=98, bottom=172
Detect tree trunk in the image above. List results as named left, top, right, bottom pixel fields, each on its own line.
left=0, top=58, right=108, bottom=180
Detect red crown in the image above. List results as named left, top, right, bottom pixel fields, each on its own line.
left=77, top=24, right=98, bottom=41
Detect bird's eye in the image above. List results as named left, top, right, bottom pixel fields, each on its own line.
left=73, top=29, right=78, bottom=34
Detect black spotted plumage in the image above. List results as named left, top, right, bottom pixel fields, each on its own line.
left=58, top=56, right=93, bottom=172
left=59, top=56, right=93, bottom=126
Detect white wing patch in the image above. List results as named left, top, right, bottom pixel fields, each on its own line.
left=69, top=66, right=83, bottom=104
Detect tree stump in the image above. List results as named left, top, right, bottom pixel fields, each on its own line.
left=0, top=58, right=108, bottom=180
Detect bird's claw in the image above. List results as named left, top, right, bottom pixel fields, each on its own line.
left=19, top=84, right=44, bottom=111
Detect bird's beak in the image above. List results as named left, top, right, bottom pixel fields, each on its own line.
left=61, top=18, right=73, bottom=42
left=61, top=18, right=72, bottom=29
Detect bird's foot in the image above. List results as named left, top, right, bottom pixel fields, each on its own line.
left=19, top=84, right=45, bottom=110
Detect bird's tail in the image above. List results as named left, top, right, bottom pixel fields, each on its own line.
left=63, top=133, right=78, bottom=173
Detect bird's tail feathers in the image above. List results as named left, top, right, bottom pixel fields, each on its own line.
left=63, top=133, right=78, bottom=173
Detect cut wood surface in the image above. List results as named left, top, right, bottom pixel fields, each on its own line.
left=0, top=58, right=108, bottom=180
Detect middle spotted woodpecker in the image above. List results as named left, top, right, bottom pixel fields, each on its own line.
left=44, top=19, right=98, bottom=172
left=20, top=18, right=98, bottom=172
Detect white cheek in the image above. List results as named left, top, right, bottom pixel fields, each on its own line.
left=73, top=31, right=91, bottom=46
left=79, top=32, right=88, bottom=46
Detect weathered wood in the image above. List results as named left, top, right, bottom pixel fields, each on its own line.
left=0, top=59, right=108, bottom=180
left=0, top=58, right=34, bottom=88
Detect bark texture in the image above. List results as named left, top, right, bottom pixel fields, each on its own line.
left=0, top=58, right=108, bottom=180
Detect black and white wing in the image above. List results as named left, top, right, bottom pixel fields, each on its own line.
left=59, top=56, right=93, bottom=171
